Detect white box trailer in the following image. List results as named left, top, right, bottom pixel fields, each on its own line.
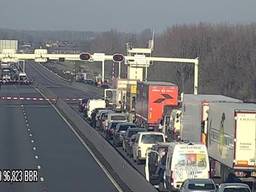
left=105, top=79, right=137, bottom=111
left=180, top=94, right=241, bottom=143
left=207, top=102, right=256, bottom=179
left=0, top=40, right=18, bottom=52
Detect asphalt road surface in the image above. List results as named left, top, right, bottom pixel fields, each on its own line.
left=0, top=82, right=118, bottom=191
left=27, top=62, right=146, bottom=177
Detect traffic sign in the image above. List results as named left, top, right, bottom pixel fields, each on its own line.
left=113, top=53, right=124, bottom=62
left=79, top=52, right=91, bottom=61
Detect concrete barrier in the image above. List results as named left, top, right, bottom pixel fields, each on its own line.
left=37, top=85, right=157, bottom=192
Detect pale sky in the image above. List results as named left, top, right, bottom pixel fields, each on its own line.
left=0, top=0, right=255, bottom=32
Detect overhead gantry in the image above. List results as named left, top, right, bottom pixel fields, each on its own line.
left=0, top=49, right=199, bottom=95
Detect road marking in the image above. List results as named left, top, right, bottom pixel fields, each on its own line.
left=35, top=88, right=123, bottom=192
left=37, top=165, right=41, bottom=170
left=29, top=133, right=33, bottom=137
left=31, top=140, right=34, bottom=143
left=27, top=124, right=30, bottom=128
left=35, top=155, right=39, bottom=159
left=40, top=177, right=44, bottom=182
left=33, top=146, right=37, bottom=151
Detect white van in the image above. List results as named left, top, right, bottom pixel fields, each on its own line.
left=86, top=99, right=106, bottom=119
left=104, top=113, right=127, bottom=130
left=164, top=143, right=210, bottom=190
left=132, top=132, right=165, bottom=164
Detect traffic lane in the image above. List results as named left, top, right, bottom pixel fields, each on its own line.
left=0, top=102, right=44, bottom=191
left=25, top=104, right=119, bottom=192
left=26, top=62, right=63, bottom=88
left=31, top=62, right=102, bottom=98
left=26, top=62, right=101, bottom=99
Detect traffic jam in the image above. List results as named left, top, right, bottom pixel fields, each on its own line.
left=0, top=62, right=32, bottom=85
left=77, top=79, right=256, bottom=192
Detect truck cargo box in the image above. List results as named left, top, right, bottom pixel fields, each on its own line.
left=136, top=81, right=178, bottom=127
left=207, top=102, right=256, bottom=171
left=181, top=94, right=242, bottom=143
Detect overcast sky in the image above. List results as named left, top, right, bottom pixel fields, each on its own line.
left=0, top=0, right=255, bottom=32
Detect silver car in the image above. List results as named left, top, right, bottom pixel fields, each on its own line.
left=180, top=179, right=217, bottom=192
left=217, top=183, right=251, bottom=192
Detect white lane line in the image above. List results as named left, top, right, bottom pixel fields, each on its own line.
left=35, top=88, right=123, bottom=192
left=40, top=177, right=44, bottom=182
left=33, top=146, right=37, bottom=151
left=31, top=140, right=34, bottom=143
left=35, top=155, right=39, bottom=159
left=27, top=124, right=30, bottom=128
left=29, top=133, right=33, bottom=137
left=37, top=165, right=41, bottom=170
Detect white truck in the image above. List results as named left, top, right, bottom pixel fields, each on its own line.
left=104, top=78, right=137, bottom=111
left=178, top=94, right=241, bottom=143
left=1, top=68, right=11, bottom=81
left=207, top=102, right=256, bottom=180
left=75, top=72, right=87, bottom=82
left=86, top=99, right=106, bottom=119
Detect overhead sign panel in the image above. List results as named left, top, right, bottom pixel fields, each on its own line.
left=34, top=49, right=48, bottom=63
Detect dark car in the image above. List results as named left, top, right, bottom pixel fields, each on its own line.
left=105, top=121, right=120, bottom=140
left=78, top=98, right=89, bottom=112
left=145, top=143, right=170, bottom=188
left=100, top=83, right=110, bottom=89
left=124, top=128, right=147, bottom=157
left=180, top=179, right=217, bottom=192
left=84, top=79, right=95, bottom=85
left=112, top=122, right=136, bottom=147
left=95, top=110, right=113, bottom=131
left=89, top=108, right=106, bottom=128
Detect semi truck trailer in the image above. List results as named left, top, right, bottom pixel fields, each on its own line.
left=207, top=102, right=256, bottom=180
left=180, top=94, right=241, bottom=143
left=135, top=81, right=179, bottom=130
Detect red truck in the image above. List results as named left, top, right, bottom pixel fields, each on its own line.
left=135, top=81, right=179, bottom=129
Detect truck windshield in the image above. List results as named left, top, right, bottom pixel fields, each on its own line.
left=141, top=135, right=164, bottom=144
left=2, top=70, right=10, bottom=76
left=19, top=75, right=27, bottom=80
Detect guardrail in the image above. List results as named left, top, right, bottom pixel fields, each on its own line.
left=36, top=84, right=157, bottom=192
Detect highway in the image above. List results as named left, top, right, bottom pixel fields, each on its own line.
left=0, top=73, right=119, bottom=191
left=26, top=62, right=146, bottom=177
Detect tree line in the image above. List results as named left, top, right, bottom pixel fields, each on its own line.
left=0, top=24, right=255, bottom=100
